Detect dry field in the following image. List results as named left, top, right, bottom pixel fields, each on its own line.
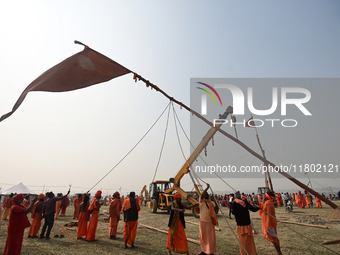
left=0, top=201, right=339, bottom=255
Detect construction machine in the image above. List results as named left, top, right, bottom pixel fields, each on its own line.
left=149, top=106, right=233, bottom=217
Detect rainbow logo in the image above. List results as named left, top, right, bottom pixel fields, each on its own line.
left=196, top=82, right=222, bottom=106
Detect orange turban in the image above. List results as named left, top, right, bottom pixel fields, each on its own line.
left=38, top=193, right=45, bottom=200
left=95, top=190, right=102, bottom=198
left=13, top=193, right=24, bottom=204
left=174, top=193, right=181, bottom=199
left=265, top=192, right=274, bottom=200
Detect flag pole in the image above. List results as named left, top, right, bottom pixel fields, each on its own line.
left=252, top=118, right=274, bottom=191
left=133, top=73, right=337, bottom=209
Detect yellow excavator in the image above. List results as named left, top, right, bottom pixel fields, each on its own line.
left=148, top=106, right=233, bottom=217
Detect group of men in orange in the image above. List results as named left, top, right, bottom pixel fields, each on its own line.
left=74, top=190, right=140, bottom=248
left=291, top=190, right=322, bottom=209
left=1, top=189, right=141, bottom=254
left=0, top=187, right=329, bottom=255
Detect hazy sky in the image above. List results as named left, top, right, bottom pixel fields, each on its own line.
left=0, top=1, right=339, bottom=196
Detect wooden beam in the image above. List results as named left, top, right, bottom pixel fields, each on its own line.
left=276, top=212, right=319, bottom=216
left=322, top=239, right=340, bottom=245
left=139, top=223, right=200, bottom=245
left=135, top=74, right=338, bottom=210
left=251, top=217, right=328, bottom=229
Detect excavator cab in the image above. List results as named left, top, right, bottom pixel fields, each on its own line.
left=149, top=181, right=174, bottom=213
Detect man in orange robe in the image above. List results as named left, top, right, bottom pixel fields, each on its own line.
left=60, top=196, right=70, bottom=216
left=2, top=193, right=14, bottom=220
left=297, top=191, right=306, bottom=208
left=122, top=191, right=140, bottom=248
left=305, top=192, right=312, bottom=208
left=276, top=193, right=283, bottom=207
left=259, top=192, right=282, bottom=255
left=73, top=194, right=83, bottom=219
left=22, top=195, right=30, bottom=208
left=85, top=190, right=102, bottom=241
left=232, top=191, right=259, bottom=255
left=3, top=194, right=36, bottom=255
left=54, top=193, right=63, bottom=219
left=315, top=197, right=322, bottom=208
left=109, top=191, right=122, bottom=239
left=199, top=184, right=218, bottom=255
left=77, top=194, right=90, bottom=239
left=293, top=192, right=298, bottom=206
left=28, top=193, right=45, bottom=238
left=167, top=193, right=195, bottom=254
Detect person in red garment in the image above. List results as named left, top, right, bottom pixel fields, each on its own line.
left=85, top=190, right=103, bottom=241
left=315, top=196, right=322, bottom=208
left=60, top=196, right=70, bottom=216
left=3, top=193, right=36, bottom=255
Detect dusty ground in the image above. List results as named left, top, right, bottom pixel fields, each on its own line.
left=0, top=201, right=339, bottom=255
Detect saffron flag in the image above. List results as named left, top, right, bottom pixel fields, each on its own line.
left=0, top=46, right=131, bottom=122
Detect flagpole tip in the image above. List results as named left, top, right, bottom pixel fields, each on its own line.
left=74, top=40, right=87, bottom=47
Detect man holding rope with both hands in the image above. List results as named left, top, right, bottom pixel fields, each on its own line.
left=259, top=191, right=282, bottom=255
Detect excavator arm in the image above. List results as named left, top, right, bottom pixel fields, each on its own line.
left=165, top=106, right=233, bottom=197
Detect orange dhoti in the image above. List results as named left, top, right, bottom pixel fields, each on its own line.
left=110, top=217, right=119, bottom=237
left=259, top=200, right=280, bottom=246
left=54, top=201, right=61, bottom=219
left=28, top=214, right=42, bottom=237
left=124, top=221, right=138, bottom=245
left=85, top=211, right=99, bottom=241
left=77, top=212, right=88, bottom=239
left=199, top=221, right=216, bottom=254
left=2, top=207, right=10, bottom=220
left=60, top=207, right=67, bottom=215
left=316, top=197, right=322, bottom=208
left=237, top=225, right=257, bottom=255
left=167, top=220, right=189, bottom=254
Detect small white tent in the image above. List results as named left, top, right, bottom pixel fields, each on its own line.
left=1, top=182, right=36, bottom=195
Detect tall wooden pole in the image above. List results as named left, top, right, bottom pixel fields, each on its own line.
left=134, top=73, right=338, bottom=209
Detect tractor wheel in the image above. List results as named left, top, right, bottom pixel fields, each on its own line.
left=192, top=204, right=200, bottom=218
left=151, top=199, right=158, bottom=213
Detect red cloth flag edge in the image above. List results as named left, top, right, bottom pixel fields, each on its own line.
left=0, top=46, right=131, bottom=122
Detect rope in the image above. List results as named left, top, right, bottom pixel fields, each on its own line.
left=151, top=102, right=171, bottom=182
left=171, top=103, right=249, bottom=254
left=87, top=102, right=171, bottom=193
left=260, top=203, right=339, bottom=254
left=171, top=102, right=190, bottom=171
left=172, top=105, right=237, bottom=192
left=208, top=184, right=250, bottom=255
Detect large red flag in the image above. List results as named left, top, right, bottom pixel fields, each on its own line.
left=0, top=45, right=131, bottom=122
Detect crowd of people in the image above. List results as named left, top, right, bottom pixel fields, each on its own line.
left=0, top=188, right=339, bottom=255
left=209, top=189, right=340, bottom=211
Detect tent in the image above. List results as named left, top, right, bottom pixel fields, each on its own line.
left=1, top=182, right=36, bottom=195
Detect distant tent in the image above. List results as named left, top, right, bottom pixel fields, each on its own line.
left=1, top=182, right=36, bottom=195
